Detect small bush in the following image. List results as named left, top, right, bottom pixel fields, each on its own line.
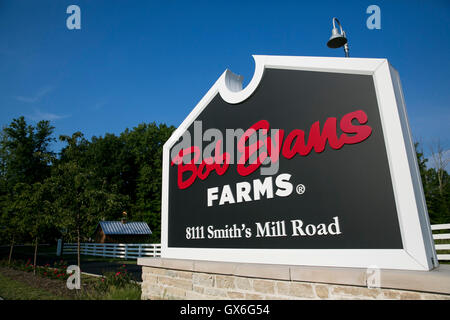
left=0, top=258, right=69, bottom=281
left=96, top=264, right=133, bottom=290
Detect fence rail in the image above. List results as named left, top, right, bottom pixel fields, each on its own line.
left=62, top=243, right=161, bottom=259
left=432, top=223, right=450, bottom=261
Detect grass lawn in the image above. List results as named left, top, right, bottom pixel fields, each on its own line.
left=0, top=272, right=61, bottom=300
left=0, top=264, right=141, bottom=300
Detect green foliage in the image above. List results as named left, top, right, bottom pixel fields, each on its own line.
left=81, top=282, right=141, bottom=300
left=0, top=258, right=70, bottom=281
left=0, top=117, right=175, bottom=251
left=13, top=182, right=55, bottom=243
left=96, top=264, right=133, bottom=290
left=0, top=117, right=56, bottom=268
left=50, top=124, right=175, bottom=245
left=50, top=159, right=125, bottom=243
left=0, top=116, right=55, bottom=187
left=82, top=264, right=141, bottom=300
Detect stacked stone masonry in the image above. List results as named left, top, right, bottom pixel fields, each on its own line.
left=141, top=266, right=450, bottom=300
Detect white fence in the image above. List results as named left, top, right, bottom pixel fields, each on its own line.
left=62, top=243, right=161, bottom=259
left=431, top=223, right=450, bottom=261
left=60, top=224, right=449, bottom=262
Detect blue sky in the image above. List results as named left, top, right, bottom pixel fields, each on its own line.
left=0, top=0, right=449, bottom=158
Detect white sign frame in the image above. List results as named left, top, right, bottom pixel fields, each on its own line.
left=160, top=55, right=438, bottom=271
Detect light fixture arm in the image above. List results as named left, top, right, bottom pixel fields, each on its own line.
left=332, top=17, right=344, bottom=34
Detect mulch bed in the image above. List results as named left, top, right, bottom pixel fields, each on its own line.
left=0, top=266, right=93, bottom=299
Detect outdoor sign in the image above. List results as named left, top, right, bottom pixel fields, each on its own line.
left=161, top=55, right=438, bottom=270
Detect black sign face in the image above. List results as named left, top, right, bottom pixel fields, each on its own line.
left=167, top=68, right=403, bottom=250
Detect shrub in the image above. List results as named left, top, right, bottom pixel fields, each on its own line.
left=81, top=264, right=141, bottom=300
left=0, top=258, right=69, bottom=281
left=96, top=264, right=133, bottom=291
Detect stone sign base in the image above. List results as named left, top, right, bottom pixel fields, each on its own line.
left=137, top=258, right=450, bottom=300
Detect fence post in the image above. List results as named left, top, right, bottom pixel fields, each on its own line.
left=153, top=244, right=156, bottom=257
left=138, top=244, right=142, bottom=257
left=125, top=244, right=128, bottom=260
left=56, top=239, right=62, bottom=256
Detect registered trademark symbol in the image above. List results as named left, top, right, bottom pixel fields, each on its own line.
left=296, top=184, right=306, bottom=195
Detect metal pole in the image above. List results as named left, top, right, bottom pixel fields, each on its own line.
left=343, top=31, right=350, bottom=57
left=343, top=43, right=350, bottom=57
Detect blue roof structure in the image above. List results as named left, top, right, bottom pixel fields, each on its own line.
left=98, top=221, right=152, bottom=235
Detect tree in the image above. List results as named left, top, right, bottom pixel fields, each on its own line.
left=121, top=123, right=174, bottom=242
left=416, top=142, right=450, bottom=224
left=1, top=117, right=54, bottom=186
left=429, top=140, right=449, bottom=198
left=52, top=132, right=125, bottom=269
left=83, top=123, right=174, bottom=242
left=0, top=117, right=55, bottom=262
left=13, top=182, right=54, bottom=274
left=0, top=186, right=22, bottom=264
